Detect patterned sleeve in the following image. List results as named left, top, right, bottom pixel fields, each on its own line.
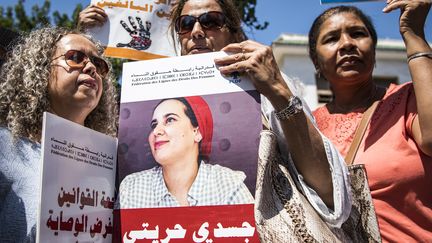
left=260, top=72, right=352, bottom=228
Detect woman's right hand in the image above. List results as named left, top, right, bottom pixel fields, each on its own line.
left=77, top=5, right=108, bottom=30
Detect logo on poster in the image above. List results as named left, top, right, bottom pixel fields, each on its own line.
left=228, top=72, right=242, bottom=84
left=117, top=16, right=152, bottom=50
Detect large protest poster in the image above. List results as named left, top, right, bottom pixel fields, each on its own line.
left=37, top=112, right=118, bottom=242
left=88, top=0, right=177, bottom=60
left=117, top=52, right=262, bottom=242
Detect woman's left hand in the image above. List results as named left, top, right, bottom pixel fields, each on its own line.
left=383, top=0, right=431, bottom=37
left=214, top=40, right=291, bottom=104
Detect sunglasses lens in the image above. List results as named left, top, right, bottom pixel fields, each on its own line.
left=64, top=50, right=86, bottom=68
left=176, top=12, right=225, bottom=35
left=200, top=12, right=225, bottom=30
left=177, top=15, right=196, bottom=34
left=91, top=57, right=109, bottom=77
left=63, top=50, right=108, bottom=77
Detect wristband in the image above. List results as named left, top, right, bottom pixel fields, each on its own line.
left=407, top=52, right=432, bottom=63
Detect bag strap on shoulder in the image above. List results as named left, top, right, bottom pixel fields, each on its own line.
left=345, top=101, right=379, bottom=165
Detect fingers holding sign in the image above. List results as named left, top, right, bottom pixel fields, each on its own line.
left=78, top=5, right=108, bottom=30
left=215, top=40, right=290, bottom=101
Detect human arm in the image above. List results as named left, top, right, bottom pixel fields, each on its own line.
left=383, top=0, right=432, bottom=156
left=215, top=40, right=338, bottom=208
left=77, top=4, right=108, bottom=31
left=260, top=81, right=351, bottom=227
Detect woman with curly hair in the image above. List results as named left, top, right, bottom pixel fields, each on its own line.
left=0, top=27, right=118, bottom=242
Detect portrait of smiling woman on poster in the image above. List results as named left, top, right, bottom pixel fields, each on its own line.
left=117, top=96, right=254, bottom=208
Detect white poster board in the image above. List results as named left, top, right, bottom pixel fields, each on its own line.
left=117, top=52, right=261, bottom=242
left=37, top=112, right=118, bottom=243
left=88, top=0, right=177, bottom=60
left=121, top=51, right=256, bottom=102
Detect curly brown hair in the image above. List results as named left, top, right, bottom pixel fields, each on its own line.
left=0, top=27, right=118, bottom=142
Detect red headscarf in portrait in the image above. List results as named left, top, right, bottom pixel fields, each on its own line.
left=184, top=96, right=213, bottom=158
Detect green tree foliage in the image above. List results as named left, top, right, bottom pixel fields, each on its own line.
left=0, top=0, right=82, bottom=32
left=52, top=4, right=83, bottom=29
left=234, top=0, right=268, bottom=31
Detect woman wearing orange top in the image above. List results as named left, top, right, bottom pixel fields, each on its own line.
left=310, top=1, right=432, bottom=242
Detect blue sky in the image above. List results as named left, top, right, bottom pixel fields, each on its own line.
left=1, top=0, right=431, bottom=45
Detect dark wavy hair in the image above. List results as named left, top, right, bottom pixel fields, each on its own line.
left=308, top=5, right=378, bottom=68
left=169, top=0, right=247, bottom=52
left=0, top=27, right=118, bottom=142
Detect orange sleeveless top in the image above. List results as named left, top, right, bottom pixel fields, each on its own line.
left=314, top=82, right=432, bottom=242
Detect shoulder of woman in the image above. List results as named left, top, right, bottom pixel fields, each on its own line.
left=120, top=166, right=161, bottom=185
left=0, top=126, right=12, bottom=139
left=0, top=126, right=40, bottom=161
left=377, top=82, right=415, bottom=109
left=385, top=81, right=413, bottom=96
left=204, top=163, right=246, bottom=183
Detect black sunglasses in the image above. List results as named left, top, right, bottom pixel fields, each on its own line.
left=175, top=11, right=226, bottom=35
left=53, top=50, right=109, bottom=78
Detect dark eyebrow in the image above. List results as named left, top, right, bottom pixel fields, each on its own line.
left=347, top=25, right=369, bottom=32
left=150, top=113, right=180, bottom=125
left=320, top=24, right=368, bottom=40
left=321, top=29, right=339, bottom=38
left=164, top=113, right=179, bottom=119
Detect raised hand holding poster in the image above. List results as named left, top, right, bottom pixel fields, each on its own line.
left=88, top=0, right=177, bottom=60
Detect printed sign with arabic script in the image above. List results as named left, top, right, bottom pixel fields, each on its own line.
left=116, top=52, right=261, bottom=242
left=37, top=112, right=118, bottom=242
left=88, top=0, right=177, bottom=60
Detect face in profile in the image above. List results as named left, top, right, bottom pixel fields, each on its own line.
left=48, top=34, right=105, bottom=116
left=315, top=12, right=375, bottom=85
left=179, top=0, right=235, bottom=55
left=148, top=99, right=202, bottom=166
